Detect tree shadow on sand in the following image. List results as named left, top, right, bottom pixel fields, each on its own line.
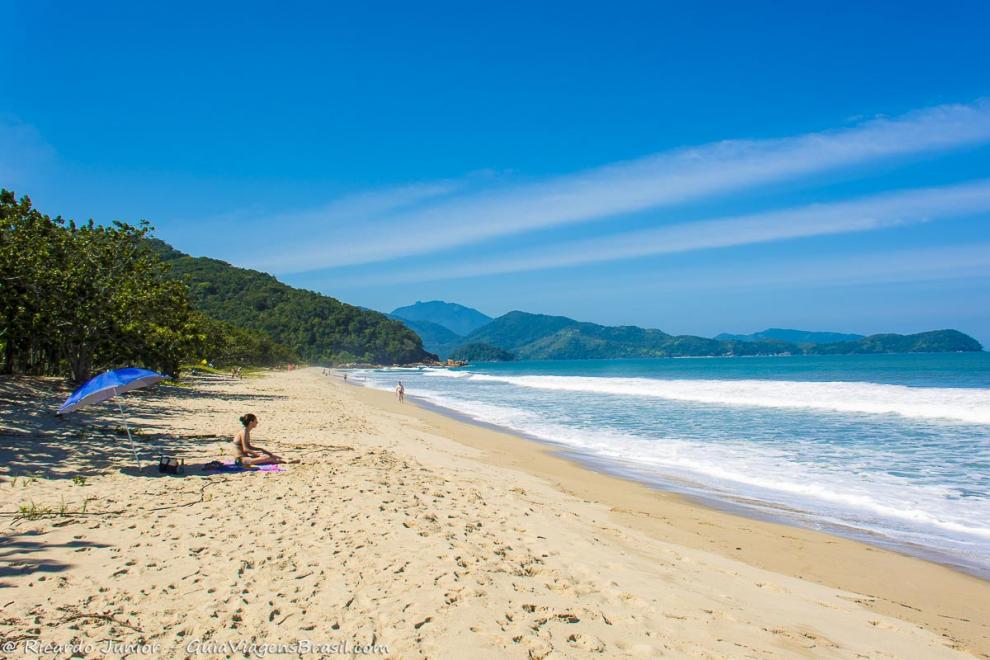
left=0, top=376, right=287, bottom=480
left=0, top=530, right=110, bottom=588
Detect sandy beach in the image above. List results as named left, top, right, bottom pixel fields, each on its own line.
left=2, top=367, right=988, bottom=658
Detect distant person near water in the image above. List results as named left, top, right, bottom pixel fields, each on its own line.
left=396, top=381, right=405, bottom=403
left=233, top=413, right=284, bottom=466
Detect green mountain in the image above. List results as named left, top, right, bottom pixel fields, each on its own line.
left=460, top=311, right=982, bottom=360
left=391, top=300, right=493, bottom=336
left=716, top=328, right=865, bottom=344
left=463, top=311, right=788, bottom=359
left=149, top=240, right=437, bottom=365
left=811, top=330, right=983, bottom=354
left=387, top=316, right=464, bottom=359
left=464, top=311, right=580, bottom=350
left=448, top=342, right=516, bottom=362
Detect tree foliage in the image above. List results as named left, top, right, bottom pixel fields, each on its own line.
left=1, top=190, right=207, bottom=381
left=149, top=240, right=436, bottom=365
left=0, top=190, right=302, bottom=382
left=389, top=316, right=464, bottom=359
left=447, top=342, right=515, bottom=362
left=191, top=312, right=298, bottom=367
left=460, top=311, right=982, bottom=360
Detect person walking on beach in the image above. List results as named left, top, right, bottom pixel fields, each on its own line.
left=396, top=381, right=405, bottom=403
left=233, top=413, right=284, bottom=466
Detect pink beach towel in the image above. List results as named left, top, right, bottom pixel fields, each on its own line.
left=220, top=461, right=286, bottom=473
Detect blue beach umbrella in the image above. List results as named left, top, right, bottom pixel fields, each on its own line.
left=58, top=368, right=166, bottom=465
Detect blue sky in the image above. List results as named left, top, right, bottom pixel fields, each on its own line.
left=3, top=1, right=990, bottom=344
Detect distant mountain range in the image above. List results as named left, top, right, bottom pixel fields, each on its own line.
left=387, top=301, right=983, bottom=361
left=390, top=301, right=493, bottom=337
left=137, top=241, right=981, bottom=367
left=385, top=316, right=465, bottom=359
left=715, top=328, right=865, bottom=344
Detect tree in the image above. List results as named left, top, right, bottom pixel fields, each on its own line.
left=0, top=190, right=68, bottom=374
left=1, top=189, right=202, bottom=382
left=49, top=219, right=201, bottom=381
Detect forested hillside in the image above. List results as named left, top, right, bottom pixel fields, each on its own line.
left=459, top=311, right=982, bottom=360
left=0, top=188, right=433, bottom=382
left=716, top=328, right=865, bottom=344
left=150, top=240, right=436, bottom=365
left=811, top=330, right=982, bottom=354
left=448, top=343, right=516, bottom=362
left=387, top=316, right=464, bottom=359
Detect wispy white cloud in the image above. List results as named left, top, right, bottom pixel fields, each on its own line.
left=173, top=180, right=464, bottom=264
left=259, top=181, right=462, bottom=232
left=334, top=178, right=990, bottom=284
left=499, top=242, right=990, bottom=307
left=246, top=100, right=990, bottom=273
left=183, top=179, right=461, bottom=249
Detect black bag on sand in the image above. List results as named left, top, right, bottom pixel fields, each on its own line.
left=158, top=455, right=185, bottom=474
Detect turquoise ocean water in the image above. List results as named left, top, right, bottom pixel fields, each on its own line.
left=349, top=353, right=990, bottom=577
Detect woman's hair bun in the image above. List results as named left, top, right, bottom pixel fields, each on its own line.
left=240, top=413, right=257, bottom=427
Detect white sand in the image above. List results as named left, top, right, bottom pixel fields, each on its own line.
left=1, top=368, right=987, bottom=657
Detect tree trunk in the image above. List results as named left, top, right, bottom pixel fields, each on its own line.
left=68, top=348, right=92, bottom=384
left=1, top=339, right=12, bottom=375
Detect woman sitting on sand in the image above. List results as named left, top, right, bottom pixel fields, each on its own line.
left=233, top=413, right=284, bottom=465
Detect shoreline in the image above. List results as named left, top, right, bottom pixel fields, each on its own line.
left=338, top=371, right=990, bottom=654
left=343, top=357, right=990, bottom=578
left=403, top=387, right=990, bottom=580
left=349, top=349, right=988, bottom=369
left=4, top=368, right=989, bottom=656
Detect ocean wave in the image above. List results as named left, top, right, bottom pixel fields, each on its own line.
left=425, top=372, right=990, bottom=424
left=387, top=386, right=990, bottom=542
left=422, top=368, right=473, bottom=378
left=350, top=365, right=990, bottom=570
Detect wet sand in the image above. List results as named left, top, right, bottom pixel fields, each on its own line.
left=1, top=368, right=987, bottom=657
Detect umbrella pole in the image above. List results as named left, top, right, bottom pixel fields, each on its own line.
left=116, top=400, right=141, bottom=467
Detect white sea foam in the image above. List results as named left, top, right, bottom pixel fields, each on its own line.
left=423, top=368, right=473, bottom=378
left=352, top=365, right=990, bottom=571
left=475, top=409, right=987, bottom=539
left=424, top=372, right=990, bottom=424
left=397, top=388, right=990, bottom=541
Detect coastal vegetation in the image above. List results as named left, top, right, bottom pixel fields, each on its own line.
left=715, top=328, right=865, bottom=344
left=149, top=240, right=437, bottom=366
left=1, top=190, right=200, bottom=381
left=189, top=312, right=298, bottom=368
left=811, top=329, right=982, bottom=354
left=387, top=315, right=465, bottom=359
left=0, top=190, right=434, bottom=382
left=448, top=342, right=516, bottom=362
left=457, top=311, right=793, bottom=359
left=398, top=306, right=983, bottom=360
